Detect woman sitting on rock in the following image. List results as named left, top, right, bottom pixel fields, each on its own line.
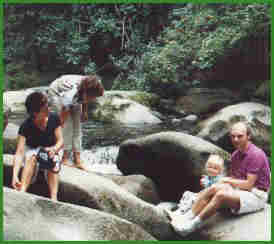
left=12, top=92, right=64, bottom=201
left=47, top=74, right=104, bottom=171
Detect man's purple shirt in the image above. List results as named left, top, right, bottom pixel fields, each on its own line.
left=231, top=143, right=270, bottom=191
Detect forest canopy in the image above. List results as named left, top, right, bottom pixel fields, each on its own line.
left=4, top=4, right=271, bottom=97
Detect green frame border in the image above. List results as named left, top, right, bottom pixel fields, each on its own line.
left=0, top=2, right=3, bottom=244
left=1, top=1, right=272, bottom=243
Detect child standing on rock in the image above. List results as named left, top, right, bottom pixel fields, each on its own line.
left=47, top=74, right=104, bottom=171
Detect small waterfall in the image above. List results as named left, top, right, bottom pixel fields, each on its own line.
left=81, top=146, right=122, bottom=175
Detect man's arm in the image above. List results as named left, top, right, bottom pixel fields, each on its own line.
left=12, top=135, right=25, bottom=190
left=221, top=173, right=257, bottom=191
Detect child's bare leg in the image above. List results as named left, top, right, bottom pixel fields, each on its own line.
left=192, top=185, right=220, bottom=216
left=61, top=150, right=71, bottom=166
left=73, top=151, right=88, bottom=171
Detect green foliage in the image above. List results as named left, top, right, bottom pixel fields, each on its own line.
left=4, top=4, right=271, bottom=94
left=111, top=54, right=150, bottom=91
left=5, top=62, right=43, bottom=90
left=4, top=4, right=156, bottom=81
left=3, top=138, right=17, bottom=154
left=84, top=61, right=97, bottom=74
left=128, top=92, right=160, bottom=108
left=139, top=4, right=271, bottom=96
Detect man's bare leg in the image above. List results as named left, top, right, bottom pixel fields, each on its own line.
left=199, top=185, right=240, bottom=220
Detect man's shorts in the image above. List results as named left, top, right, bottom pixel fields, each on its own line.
left=24, top=146, right=63, bottom=184
left=231, top=187, right=268, bottom=215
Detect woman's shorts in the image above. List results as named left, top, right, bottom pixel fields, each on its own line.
left=231, top=187, right=268, bottom=215
left=24, top=146, right=63, bottom=184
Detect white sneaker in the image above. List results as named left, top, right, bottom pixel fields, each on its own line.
left=178, top=191, right=198, bottom=214
left=172, top=217, right=202, bottom=237
left=170, top=209, right=184, bottom=219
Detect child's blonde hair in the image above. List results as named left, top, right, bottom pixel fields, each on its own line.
left=205, top=154, right=224, bottom=173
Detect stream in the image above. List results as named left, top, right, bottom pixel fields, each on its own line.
left=9, top=108, right=195, bottom=175
left=81, top=116, right=194, bottom=174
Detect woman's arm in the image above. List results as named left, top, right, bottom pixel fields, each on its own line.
left=45, top=126, right=64, bottom=158
left=12, top=135, right=25, bottom=190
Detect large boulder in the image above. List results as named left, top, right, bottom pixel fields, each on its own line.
left=3, top=123, right=19, bottom=154
left=104, top=174, right=161, bottom=204
left=3, top=154, right=173, bottom=240
left=3, top=122, right=19, bottom=140
left=4, top=88, right=162, bottom=125
left=155, top=201, right=271, bottom=241
left=91, top=95, right=162, bottom=124
left=3, top=87, right=48, bottom=114
left=196, top=102, right=271, bottom=156
left=4, top=187, right=156, bottom=241
left=175, top=88, right=241, bottom=115
left=103, top=90, right=161, bottom=108
left=197, top=206, right=271, bottom=241
left=116, top=132, right=230, bottom=202
left=3, top=103, right=10, bottom=131
left=254, top=80, right=270, bottom=104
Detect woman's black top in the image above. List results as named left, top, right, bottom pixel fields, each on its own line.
left=18, top=112, right=61, bottom=148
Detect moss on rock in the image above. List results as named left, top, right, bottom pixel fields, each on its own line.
left=3, top=138, right=17, bottom=154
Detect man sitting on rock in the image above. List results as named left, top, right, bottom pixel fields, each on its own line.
left=172, top=121, right=270, bottom=237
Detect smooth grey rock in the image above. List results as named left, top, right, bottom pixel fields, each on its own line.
left=3, top=123, right=19, bottom=141
left=3, top=87, right=48, bottom=114
left=254, top=80, right=270, bottom=104
left=104, top=174, right=161, bottom=204
left=196, top=102, right=271, bottom=156
left=4, top=187, right=156, bottom=241
left=3, top=154, right=173, bottom=240
left=199, top=206, right=271, bottom=241
left=116, top=131, right=230, bottom=202
left=92, top=96, right=162, bottom=124
left=175, top=88, right=240, bottom=115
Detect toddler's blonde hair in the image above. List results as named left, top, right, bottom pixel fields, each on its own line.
left=205, top=154, right=224, bottom=173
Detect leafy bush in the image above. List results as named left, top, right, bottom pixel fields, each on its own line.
left=4, top=4, right=270, bottom=95
left=4, top=4, right=161, bottom=80
left=5, top=62, right=43, bottom=90
left=139, top=4, right=271, bottom=97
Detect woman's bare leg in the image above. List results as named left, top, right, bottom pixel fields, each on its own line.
left=47, top=171, right=59, bottom=201
left=20, top=155, right=36, bottom=192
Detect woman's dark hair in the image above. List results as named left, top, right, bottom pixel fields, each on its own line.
left=78, top=75, right=104, bottom=99
left=25, top=92, right=48, bottom=116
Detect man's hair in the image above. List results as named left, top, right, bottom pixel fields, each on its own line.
left=206, top=154, right=224, bottom=172
left=25, top=92, right=48, bottom=116
left=230, top=121, right=252, bottom=137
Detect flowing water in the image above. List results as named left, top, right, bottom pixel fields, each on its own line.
left=9, top=110, right=194, bottom=175
left=81, top=117, right=194, bottom=174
